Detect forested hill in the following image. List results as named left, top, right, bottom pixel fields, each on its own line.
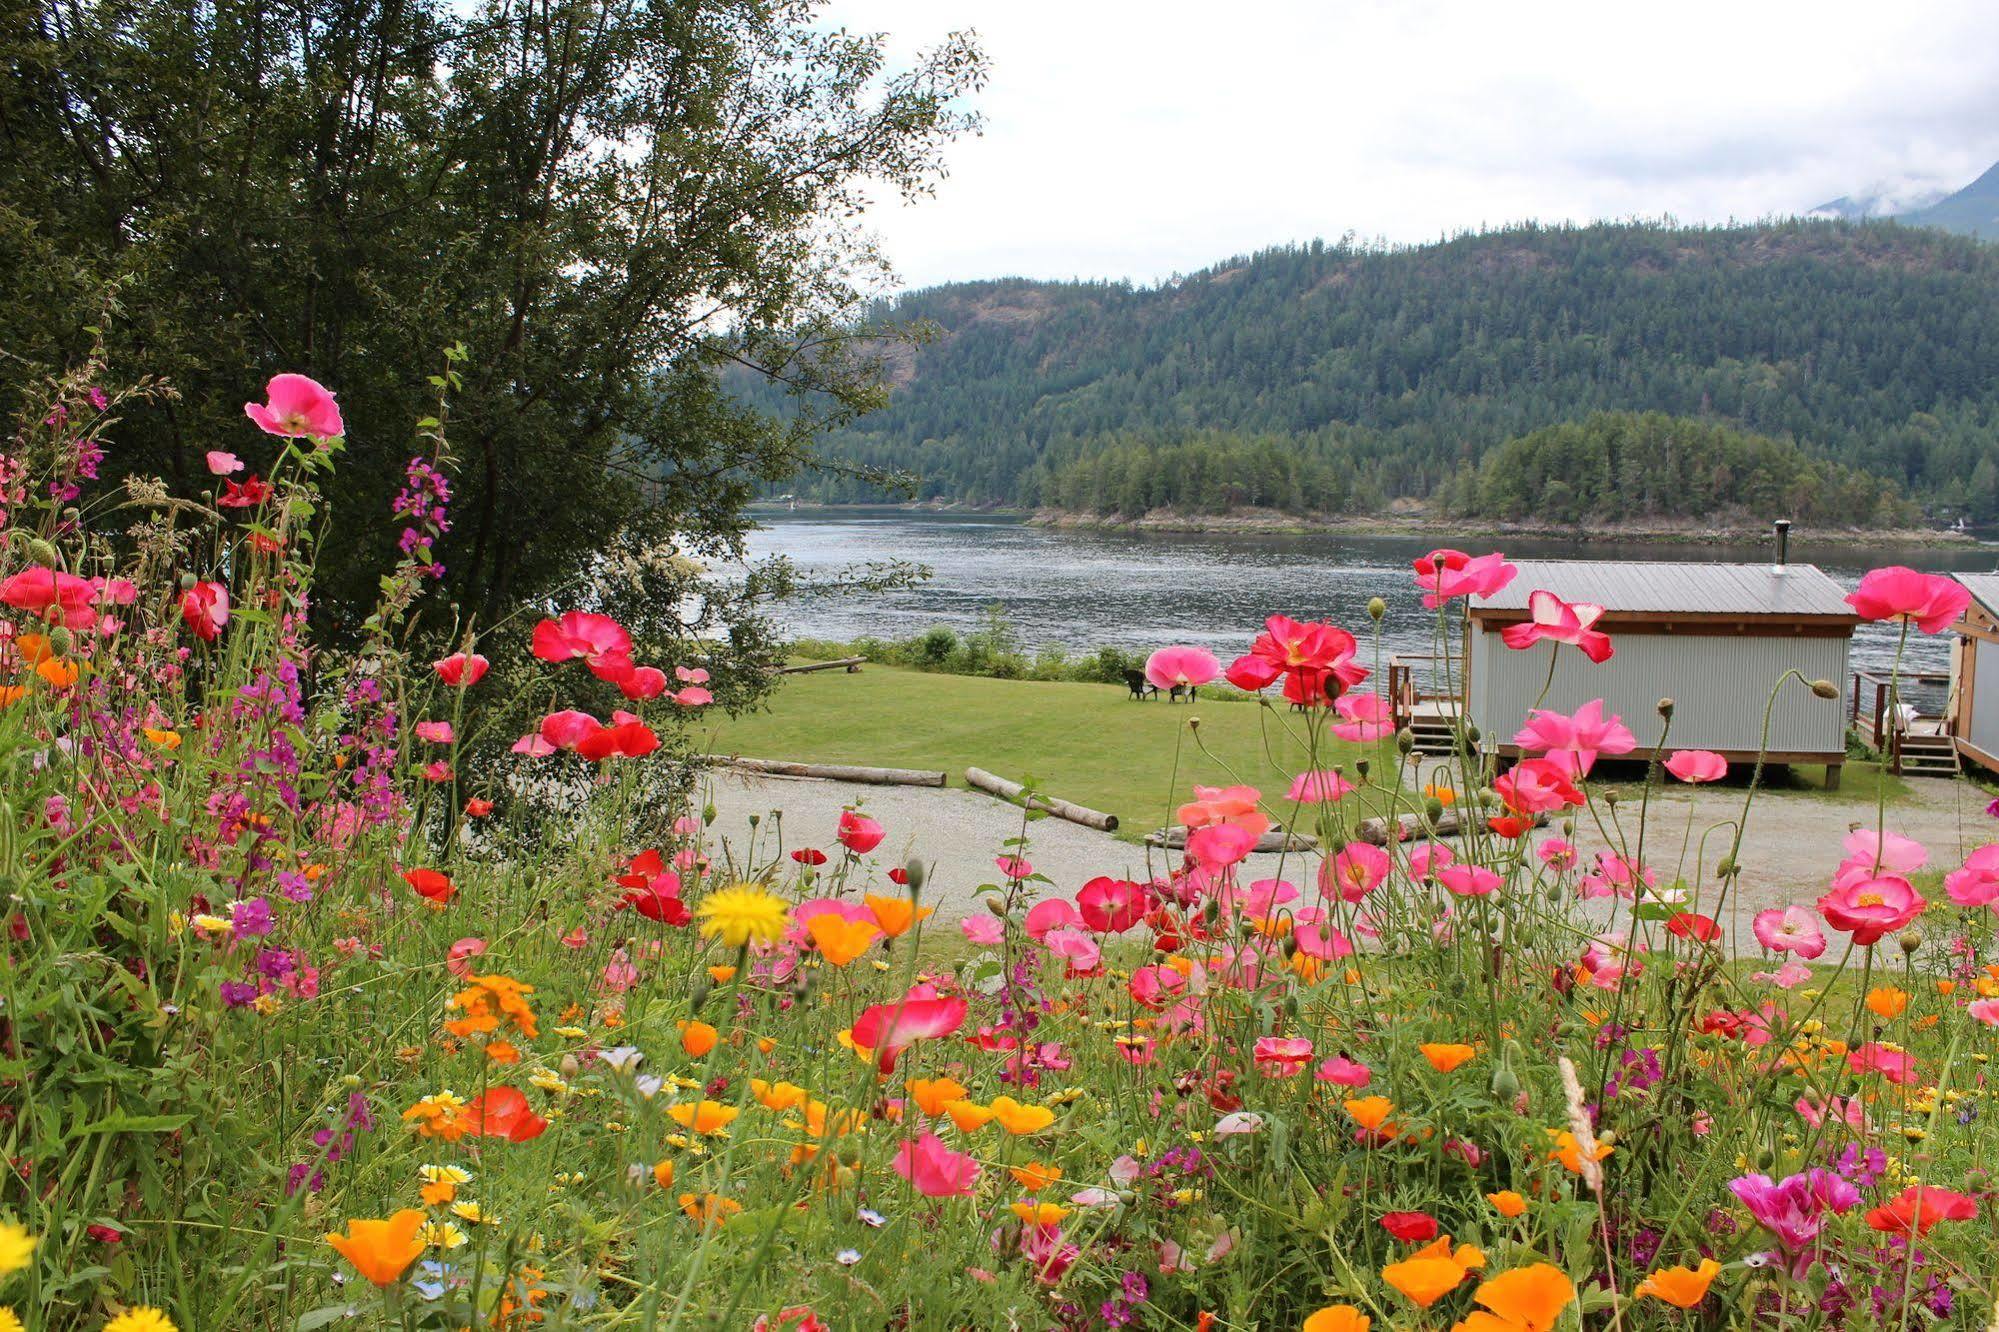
left=769, top=220, right=1999, bottom=523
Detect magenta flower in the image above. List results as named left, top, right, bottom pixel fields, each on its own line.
left=1841, top=827, right=1926, bottom=875
left=1512, top=699, right=1635, bottom=776
left=1436, top=864, right=1501, bottom=897
left=1499, top=590, right=1614, bottom=663
left=1042, top=926, right=1101, bottom=973
left=1728, top=1170, right=1859, bottom=1276
left=852, top=984, right=969, bottom=1073
left=1948, top=845, right=1999, bottom=907
left=893, top=1130, right=980, bottom=1197
left=1664, top=749, right=1727, bottom=783
left=1285, top=769, right=1354, bottom=803
left=1252, top=1036, right=1313, bottom=1076
left=1023, top=898, right=1081, bottom=943
left=1319, top=841, right=1390, bottom=902
left=1186, top=823, right=1258, bottom=870
left=835, top=809, right=885, bottom=855
left=1406, top=844, right=1454, bottom=881
left=960, top=915, right=1004, bottom=947
left=1144, top=645, right=1219, bottom=691
left=1412, top=548, right=1518, bottom=608
left=1493, top=757, right=1584, bottom=815
left=1315, top=1054, right=1371, bottom=1086
left=1845, top=566, right=1971, bottom=633
left=1752, top=906, right=1827, bottom=959
left=1329, top=691, right=1393, bottom=742
left=205, top=450, right=244, bottom=475
left=1817, top=875, right=1925, bottom=946
left=243, top=373, right=344, bottom=439
left=1076, top=877, right=1149, bottom=933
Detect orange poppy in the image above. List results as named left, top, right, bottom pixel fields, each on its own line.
left=988, top=1095, right=1055, bottom=1135
left=1865, top=987, right=1909, bottom=1019
left=907, top=1076, right=969, bottom=1118
left=1452, top=1263, right=1576, bottom=1332
left=1486, top=1190, right=1527, bottom=1218
left=667, top=1101, right=739, bottom=1135
left=864, top=893, right=935, bottom=939
left=806, top=914, right=881, bottom=967
left=1009, top=1160, right=1063, bottom=1192
left=942, top=1099, right=996, bottom=1132
left=1634, top=1258, right=1720, bottom=1308
left=678, top=1019, right=718, bottom=1058
left=1303, top=1307, right=1370, bottom=1332
left=752, top=1079, right=809, bottom=1112
left=1420, top=1042, right=1477, bottom=1073
left=325, top=1210, right=426, bottom=1286
left=1343, top=1096, right=1395, bottom=1133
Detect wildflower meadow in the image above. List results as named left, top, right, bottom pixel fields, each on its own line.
left=4, top=363, right=1999, bottom=1332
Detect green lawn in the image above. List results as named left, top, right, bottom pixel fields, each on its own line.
left=694, top=666, right=1389, bottom=839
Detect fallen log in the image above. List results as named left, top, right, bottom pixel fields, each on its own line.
left=1353, top=808, right=1547, bottom=846
left=964, top=767, right=1118, bottom=832
left=712, top=756, right=945, bottom=787
left=776, top=656, right=865, bottom=675
left=1145, top=826, right=1318, bottom=853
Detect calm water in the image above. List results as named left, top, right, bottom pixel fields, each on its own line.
left=744, top=508, right=1999, bottom=687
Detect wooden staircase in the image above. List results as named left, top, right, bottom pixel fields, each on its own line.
left=1891, top=732, right=1961, bottom=779
left=1408, top=711, right=1458, bottom=757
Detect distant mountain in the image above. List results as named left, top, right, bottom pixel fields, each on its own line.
left=1809, top=160, right=1999, bottom=240
left=752, top=220, right=1999, bottom=522
left=1899, top=160, right=1999, bottom=239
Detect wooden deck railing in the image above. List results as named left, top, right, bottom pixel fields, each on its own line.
left=1388, top=652, right=1464, bottom=729
left=1849, top=670, right=1952, bottom=768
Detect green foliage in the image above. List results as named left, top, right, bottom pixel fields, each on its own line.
left=0, top=0, right=984, bottom=627
left=1460, top=411, right=1918, bottom=527
left=793, top=618, right=1144, bottom=685
left=749, top=221, right=1999, bottom=520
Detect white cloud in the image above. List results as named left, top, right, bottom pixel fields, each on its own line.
left=824, top=0, right=1999, bottom=287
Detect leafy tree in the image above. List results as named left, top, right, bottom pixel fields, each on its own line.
left=0, top=0, right=983, bottom=625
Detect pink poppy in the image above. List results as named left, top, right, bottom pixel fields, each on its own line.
left=1285, top=769, right=1354, bottom=803
left=1536, top=838, right=1577, bottom=870
left=243, top=373, right=344, bottom=438
left=1178, top=784, right=1270, bottom=837
left=1845, top=567, right=1971, bottom=633
left=1494, top=757, right=1584, bottom=814
left=1315, top=1054, right=1371, bottom=1086
left=961, top=915, right=1004, bottom=946
left=1499, top=589, right=1614, bottom=663
left=531, top=611, right=635, bottom=681
left=1967, top=998, right=1999, bottom=1027
left=1187, top=823, right=1258, bottom=869
left=1413, top=549, right=1518, bottom=608
left=1023, top=898, right=1081, bottom=943
left=1043, top=927, right=1102, bottom=973
left=1752, top=905, right=1827, bottom=959
left=675, top=665, right=710, bottom=684
left=618, top=667, right=668, bottom=700
left=1944, top=844, right=1999, bottom=906
left=1407, top=844, right=1454, bottom=881
left=1128, top=964, right=1188, bottom=1010
left=1794, top=1094, right=1869, bottom=1132
left=1841, top=828, right=1926, bottom=876
left=1513, top=699, right=1635, bottom=776
left=180, top=581, right=230, bottom=642
left=1846, top=1042, right=1918, bottom=1084
left=1328, top=691, right=1393, bottom=742
left=1664, top=749, right=1727, bottom=783
left=1292, top=914, right=1353, bottom=960
left=995, top=855, right=1034, bottom=881
left=836, top=809, right=885, bottom=854
left=205, top=450, right=244, bottom=475
left=1817, top=875, right=1925, bottom=946
left=2, top=568, right=103, bottom=630
left=1224, top=615, right=1367, bottom=707
left=1145, top=645, right=1220, bottom=691
left=538, top=710, right=603, bottom=751
left=1252, top=1036, right=1313, bottom=1076
left=1436, top=864, right=1501, bottom=897
left=434, top=652, right=489, bottom=687
left=1233, top=878, right=1299, bottom=917
left=1320, top=841, right=1389, bottom=902
left=671, top=686, right=713, bottom=706
left=446, top=937, right=488, bottom=979
left=414, top=721, right=455, bottom=744
left=893, top=1130, right=980, bottom=1198
left=852, top=984, right=969, bottom=1073
left=1579, top=851, right=1653, bottom=901
left=1077, top=877, right=1149, bottom=933
left=1752, top=960, right=1814, bottom=988
left=511, top=733, right=557, bottom=757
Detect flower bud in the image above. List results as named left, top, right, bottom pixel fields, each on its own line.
left=985, top=896, right=1007, bottom=917
left=1899, top=929, right=1923, bottom=954
left=47, top=626, right=73, bottom=656
left=1809, top=679, right=1839, bottom=700
left=1424, top=797, right=1444, bottom=822
left=702, top=803, right=717, bottom=825
left=690, top=978, right=712, bottom=1011
left=904, top=859, right=927, bottom=898
left=1657, top=698, right=1675, bottom=718
left=1466, top=726, right=1481, bottom=745
left=1367, top=597, right=1387, bottom=622
left=1489, top=1064, right=1520, bottom=1100
left=179, top=571, right=197, bottom=591
left=559, top=1053, right=580, bottom=1078
left=26, top=538, right=58, bottom=566
left=1395, top=728, right=1414, bottom=753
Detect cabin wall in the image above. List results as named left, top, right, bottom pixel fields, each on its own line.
left=1970, top=640, right=1999, bottom=763
left=1467, top=629, right=1850, bottom=755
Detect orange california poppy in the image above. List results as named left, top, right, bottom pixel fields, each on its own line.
left=678, top=1192, right=741, bottom=1227
left=1865, top=987, right=1909, bottom=1019
left=1343, top=1096, right=1395, bottom=1133
left=987, top=1095, right=1055, bottom=1135
left=678, top=1019, right=719, bottom=1058
left=1009, top=1200, right=1071, bottom=1228
left=324, top=1210, right=427, bottom=1286
left=667, top=1100, right=739, bottom=1135
left=1420, top=1042, right=1477, bottom=1073
left=1633, top=1258, right=1720, bottom=1308
left=1303, top=1307, right=1370, bottom=1332
left=1545, top=1129, right=1612, bottom=1174
left=752, top=1079, right=809, bottom=1112
left=942, top=1099, right=997, bottom=1132
left=1009, top=1160, right=1063, bottom=1192
left=907, top=1076, right=969, bottom=1118
left=864, top=893, right=934, bottom=939
left=1486, top=1190, right=1527, bottom=1218
left=1453, top=1263, right=1576, bottom=1332
left=806, top=914, right=881, bottom=967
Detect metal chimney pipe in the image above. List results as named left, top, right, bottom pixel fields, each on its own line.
left=1773, top=518, right=1791, bottom=572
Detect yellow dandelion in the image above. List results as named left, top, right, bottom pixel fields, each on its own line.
left=696, top=886, right=791, bottom=949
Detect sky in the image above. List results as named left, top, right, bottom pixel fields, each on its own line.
left=825, top=0, right=1999, bottom=290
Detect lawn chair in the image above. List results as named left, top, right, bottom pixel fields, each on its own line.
left=1169, top=684, right=1198, bottom=703
left=1124, top=669, right=1159, bottom=701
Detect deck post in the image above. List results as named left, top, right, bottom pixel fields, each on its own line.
left=1825, top=762, right=1842, bottom=792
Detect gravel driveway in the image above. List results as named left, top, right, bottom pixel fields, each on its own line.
left=700, top=770, right=1995, bottom=954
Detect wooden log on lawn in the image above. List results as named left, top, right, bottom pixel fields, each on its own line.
left=776, top=656, right=865, bottom=675
left=964, top=767, right=1119, bottom=832
left=1353, top=808, right=1547, bottom=846
left=714, top=756, right=945, bottom=787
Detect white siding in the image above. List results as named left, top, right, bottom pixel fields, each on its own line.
left=1971, top=642, right=1999, bottom=757
left=1468, top=630, right=1850, bottom=755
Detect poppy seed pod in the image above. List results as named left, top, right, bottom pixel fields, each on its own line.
left=1367, top=596, right=1386, bottom=621
left=47, top=626, right=73, bottom=656
left=1809, top=678, right=1840, bottom=699
left=1657, top=697, right=1675, bottom=718
left=179, top=571, right=197, bottom=591
left=1603, top=789, right=1620, bottom=806
left=1355, top=758, right=1370, bottom=779
left=1188, top=716, right=1201, bottom=731
left=1395, top=728, right=1414, bottom=753
left=26, top=538, right=58, bottom=566
left=747, top=813, right=760, bottom=828
left=1899, top=929, right=1923, bottom=954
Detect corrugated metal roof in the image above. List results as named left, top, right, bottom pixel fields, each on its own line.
left=1956, top=572, right=1999, bottom=616
left=1471, top=560, right=1856, bottom=617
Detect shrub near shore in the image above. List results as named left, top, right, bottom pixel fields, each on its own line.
left=2, top=368, right=1998, bottom=1330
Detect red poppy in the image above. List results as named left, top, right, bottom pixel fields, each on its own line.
left=401, top=868, right=455, bottom=904
left=463, top=1086, right=548, bottom=1142
left=619, top=666, right=668, bottom=700
left=1864, top=1185, right=1977, bottom=1236
left=575, top=716, right=659, bottom=761
left=1380, top=1211, right=1440, bottom=1242
left=1077, top=877, right=1150, bottom=933
left=1487, top=814, right=1536, bottom=839
left=531, top=610, right=635, bottom=684
left=792, top=848, right=828, bottom=867
left=887, top=867, right=909, bottom=886
left=217, top=474, right=274, bottom=508
left=1665, top=913, right=1721, bottom=942
left=1224, top=615, right=1367, bottom=707
left=180, top=580, right=230, bottom=642
left=464, top=798, right=494, bottom=817
left=434, top=652, right=489, bottom=687
left=616, top=851, right=690, bottom=925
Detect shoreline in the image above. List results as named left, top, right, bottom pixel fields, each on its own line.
left=750, top=500, right=1978, bottom=548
